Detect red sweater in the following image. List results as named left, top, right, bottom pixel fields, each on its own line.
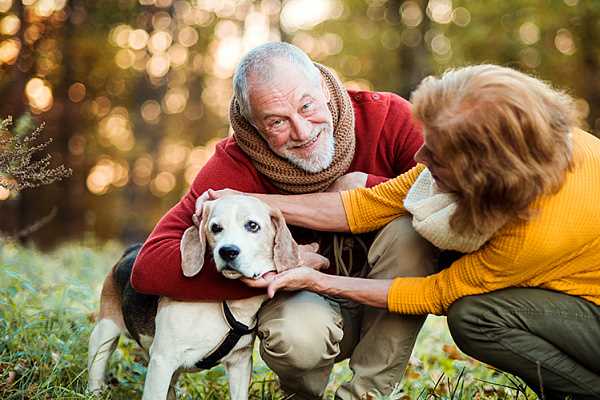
left=131, top=90, right=423, bottom=300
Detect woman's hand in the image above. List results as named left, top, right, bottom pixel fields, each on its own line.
left=241, top=267, right=322, bottom=298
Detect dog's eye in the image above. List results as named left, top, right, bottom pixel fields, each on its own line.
left=210, top=223, right=223, bottom=234
left=245, top=220, right=260, bottom=233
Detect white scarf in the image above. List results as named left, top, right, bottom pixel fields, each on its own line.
left=403, top=168, right=501, bottom=253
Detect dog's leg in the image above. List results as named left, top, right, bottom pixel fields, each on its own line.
left=88, top=270, right=126, bottom=393
left=142, top=353, right=179, bottom=400
left=166, top=370, right=181, bottom=400
left=223, top=346, right=254, bottom=400
left=87, top=318, right=122, bottom=392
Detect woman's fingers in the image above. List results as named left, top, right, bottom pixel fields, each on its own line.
left=266, top=267, right=319, bottom=298
left=240, top=272, right=275, bottom=288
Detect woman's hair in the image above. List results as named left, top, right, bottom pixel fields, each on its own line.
left=410, top=64, right=577, bottom=235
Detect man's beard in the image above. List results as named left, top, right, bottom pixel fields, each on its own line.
left=275, top=123, right=335, bottom=173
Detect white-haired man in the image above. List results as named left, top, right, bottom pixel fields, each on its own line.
left=131, top=42, right=435, bottom=399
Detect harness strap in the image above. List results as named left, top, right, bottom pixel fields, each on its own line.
left=194, top=301, right=255, bottom=370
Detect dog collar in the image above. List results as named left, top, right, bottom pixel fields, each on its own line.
left=194, top=301, right=256, bottom=370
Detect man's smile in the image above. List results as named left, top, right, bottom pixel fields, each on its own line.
left=291, top=131, right=321, bottom=150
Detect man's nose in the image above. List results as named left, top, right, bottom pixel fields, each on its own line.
left=289, top=114, right=312, bottom=142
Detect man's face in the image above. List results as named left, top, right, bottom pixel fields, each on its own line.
left=247, top=62, right=335, bottom=173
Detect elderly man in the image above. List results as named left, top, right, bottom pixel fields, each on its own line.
left=131, top=42, right=435, bottom=399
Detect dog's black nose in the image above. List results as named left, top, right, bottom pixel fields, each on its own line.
left=219, top=245, right=240, bottom=261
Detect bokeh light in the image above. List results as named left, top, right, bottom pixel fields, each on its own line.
left=128, top=29, right=149, bottom=50
left=401, top=1, right=423, bottom=27
left=141, top=99, right=161, bottom=124
left=555, top=28, right=576, bottom=55
left=133, top=154, right=154, bottom=186
left=0, top=14, right=20, bottom=35
left=150, top=171, right=176, bottom=197
left=147, top=54, right=170, bottom=78
left=0, top=38, right=20, bottom=65
left=280, top=0, right=343, bottom=33
left=25, top=78, right=54, bottom=113
left=0, top=186, right=10, bottom=201
left=98, top=107, right=135, bottom=151
left=427, top=0, right=453, bottom=24
left=149, top=30, right=172, bottom=54
left=519, top=22, right=540, bottom=45
left=452, top=7, right=471, bottom=27
left=178, top=26, right=199, bottom=47
left=68, top=82, right=86, bottom=103
left=0, top=0, right=13, bottom=13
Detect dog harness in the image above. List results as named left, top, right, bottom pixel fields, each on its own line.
left=194, top=301, right=256, bottom=370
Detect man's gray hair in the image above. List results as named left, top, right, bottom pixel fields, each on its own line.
left=233, top=42, right=322, bottom=123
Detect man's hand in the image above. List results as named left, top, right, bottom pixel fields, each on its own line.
left=326, top=171, right=368, bottom=192
left=298, top=242, right=329, bottom=271
left=206, top=188, right=242, bottom=200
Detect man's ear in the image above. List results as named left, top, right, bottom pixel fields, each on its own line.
left=320, top=75, right=331, bottom=103
left=270, top=208, right=299, bottom=272
left=181, top=202, right=213, bottom=277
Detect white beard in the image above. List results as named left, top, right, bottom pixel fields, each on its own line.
left=276, top=124, right=335, bottom=173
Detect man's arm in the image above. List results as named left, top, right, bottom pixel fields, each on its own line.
left=131, top=141, right=267, bottom=301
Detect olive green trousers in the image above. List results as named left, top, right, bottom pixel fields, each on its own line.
left=447, top=288, right=600, bottom=399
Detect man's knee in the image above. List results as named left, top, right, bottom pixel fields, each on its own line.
left=258, top=292, right=343, bottom=371
left=368, top=216, right=437, bottom=278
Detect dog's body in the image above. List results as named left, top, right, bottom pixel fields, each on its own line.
left=87, top=196, right=302, bottom=400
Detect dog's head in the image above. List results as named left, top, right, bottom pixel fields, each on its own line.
left=180, top=195, right=299, bottom=279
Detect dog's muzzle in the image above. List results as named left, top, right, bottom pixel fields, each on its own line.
left=218, top=245, right=240, bottom=262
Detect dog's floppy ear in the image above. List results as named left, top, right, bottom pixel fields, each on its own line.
left=181, top=200, right=214, bottom=277
left=270, top=208, right=299, bottom=272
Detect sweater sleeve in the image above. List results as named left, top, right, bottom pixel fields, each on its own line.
left=130, top=141, right=266, bottom=301
left=340, top=164, right=425, bottom=233
left=387, top=224, right=541, bottom=315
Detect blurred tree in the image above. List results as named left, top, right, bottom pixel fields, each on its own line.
left=0, top=0, right=596, bottom=247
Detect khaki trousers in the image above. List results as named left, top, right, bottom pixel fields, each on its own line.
left=257, top=216, right=437, bottom=399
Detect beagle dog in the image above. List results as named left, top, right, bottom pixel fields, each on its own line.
left=87, top=195, right=312, bottom=400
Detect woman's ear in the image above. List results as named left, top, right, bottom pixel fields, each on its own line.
left=270, top=208, right=299, bottom=272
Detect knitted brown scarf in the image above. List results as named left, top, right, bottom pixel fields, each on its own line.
left=230, top=63, right=356, bottom=194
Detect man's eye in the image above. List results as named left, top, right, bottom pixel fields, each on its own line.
left=244, top=221, right=260, bottom=233
left=301, top=102, right=313, bottom=112
left=271, top=119, right=284, bottom=128
left=211, top=223, right=223, bottom=234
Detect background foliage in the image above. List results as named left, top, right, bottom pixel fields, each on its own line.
left=0, top=0, right=597, bottom=245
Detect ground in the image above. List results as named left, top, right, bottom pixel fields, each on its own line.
left=0, top=241, right=537, bottom=399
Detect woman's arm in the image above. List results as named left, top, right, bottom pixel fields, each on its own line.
left=209, top=189, right=350, bottom=232
left=242, top=266, right=393, bottom=308
left=208, top=163, right=425, bottom=233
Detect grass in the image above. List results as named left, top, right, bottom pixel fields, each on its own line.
left=0, top=240, right=538, bottom=399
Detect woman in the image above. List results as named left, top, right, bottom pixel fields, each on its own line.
left=210, top=65, right=600, bottom=399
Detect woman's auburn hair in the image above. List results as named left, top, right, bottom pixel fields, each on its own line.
left=410, top=64, right=577, bottom=236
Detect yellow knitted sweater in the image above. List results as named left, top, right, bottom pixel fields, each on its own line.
left=341, top=129, right=600, bottom=315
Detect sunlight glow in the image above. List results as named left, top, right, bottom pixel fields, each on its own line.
left=280, top=0, right=343, bottom=33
